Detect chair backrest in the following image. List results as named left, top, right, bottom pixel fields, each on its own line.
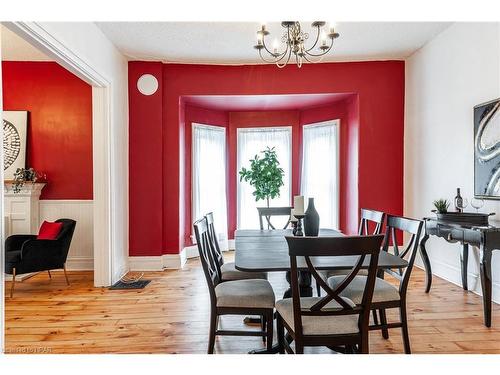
left=55, top=219, right=77, bottom=262
left=358, top=208, right=385, bottom=235
left=258, top=206, right=292, bottom=230
left=205, top=212, right=224, bottom=267
left=193, top=218, right=220, bottom=304
left=381, top=215, right=423, bottom=297
left=285, top=234, right=384, bottom=338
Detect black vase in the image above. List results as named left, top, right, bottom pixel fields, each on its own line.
left=304, top=198, right=320, bottom=236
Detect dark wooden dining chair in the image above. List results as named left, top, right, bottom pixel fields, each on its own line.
left=257, top=206, right=292, bottom=230
left=327, top=215, right=423, bottom=353
left=194, top=217, right=275, bottom=354
left=276, top=234, right=384, bottom=354
left=206, top=212, right=267, bottom=281
left=317, top=208, right=385, bottom=296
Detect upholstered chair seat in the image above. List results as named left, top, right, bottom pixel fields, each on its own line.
left=215, top=279, right=275, bottom=309
left=276, top=297, right=360, bottom=336
left=220, top=262, right=267, bottom=281
left=328, top=275, right=400, bottom=304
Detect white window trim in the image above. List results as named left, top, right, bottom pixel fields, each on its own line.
left=236, top=126, right=293, bottom=229
left=301, top=119, right=340, bottom=229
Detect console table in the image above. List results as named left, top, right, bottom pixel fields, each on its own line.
left=419, top=217, right=500, bottom=327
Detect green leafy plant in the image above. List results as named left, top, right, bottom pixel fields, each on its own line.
left=12, top=167, right=45, bottom=193
left=239, top=146, right=284, bottom=207
left=433, top=198, right=450, bottom=213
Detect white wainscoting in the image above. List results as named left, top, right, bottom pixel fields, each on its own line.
left=39, top=200, right=94, bottom=270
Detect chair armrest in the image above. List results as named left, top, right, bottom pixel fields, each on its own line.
left=5, top=235, right=37, bottom=252
left=21, top=239, right=63, bottom=262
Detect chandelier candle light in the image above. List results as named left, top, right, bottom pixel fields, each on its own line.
left=254, top=21, right=340, bottom=68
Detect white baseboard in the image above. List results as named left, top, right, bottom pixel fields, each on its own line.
left=5, top=273, right=38, bottom=281
left=184, top=239, right=235, bottom=260
left=415, top=257, right=500, bottom=304
left=129, top=249, right=187, bottom=271
left=65, top=256, right=93, bottom=271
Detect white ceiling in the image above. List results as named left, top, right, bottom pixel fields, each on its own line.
left=96, top=22, right=452, bottom=64
left=1, top=25, right=52, bottom=61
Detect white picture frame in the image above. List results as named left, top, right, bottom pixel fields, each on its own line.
left=3, top=111, right=28, bottom=180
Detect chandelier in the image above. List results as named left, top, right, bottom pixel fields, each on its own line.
left=254, top=21, right=340, bottom=68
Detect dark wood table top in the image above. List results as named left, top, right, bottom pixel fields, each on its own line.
left=234, top=229, right=408, bottom=272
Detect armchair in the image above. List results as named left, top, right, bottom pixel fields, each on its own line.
left=5, top=218, right=77, bottom=297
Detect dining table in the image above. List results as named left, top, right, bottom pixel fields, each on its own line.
left=234, top=228, right=409, bottom=353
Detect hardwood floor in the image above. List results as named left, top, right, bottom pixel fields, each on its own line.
left=4, top=253, right=500, bottom=354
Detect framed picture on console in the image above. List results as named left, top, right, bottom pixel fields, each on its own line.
left=2, top=110, right=28, bottom=180
left=474, top=98, right=500, bottom=199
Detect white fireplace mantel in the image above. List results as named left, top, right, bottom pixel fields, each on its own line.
left=4, top=182, right=46, bottom=236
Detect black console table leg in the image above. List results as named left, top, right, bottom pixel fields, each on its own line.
left=419, top=234, right=432, bottom=293
left=479, top=246, right=493, bottom=327
left=460, top=243, right=469, bottom=291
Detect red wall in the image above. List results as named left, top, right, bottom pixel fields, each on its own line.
left=128, top=62, right=164, bottom=256
left=2, top=61, right=93, bottom=200
left=128, top=61, right=405, bottom=255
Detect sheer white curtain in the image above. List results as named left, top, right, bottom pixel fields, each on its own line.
left=301, top=120, right=339, bottom=229
left=237, top=127, right=292, bottom=229
left=192, top=124, right=228, bottom=246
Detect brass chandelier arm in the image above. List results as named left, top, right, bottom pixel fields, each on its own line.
left=261, top=34, right=289, bottom=62
left=305, top=25, right=322, bottom=53
left=258, top=48, right=282, bottom=64
left=276, top=48, right=293, bottom=68
left=304, top=38, right=334, bottom=57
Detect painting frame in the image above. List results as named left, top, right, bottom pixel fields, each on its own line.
left=474, top=98, right=500, bottom=200
left=3, top=110, right=28, bottom=180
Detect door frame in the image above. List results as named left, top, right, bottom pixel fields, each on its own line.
left=0, top=22, right=114, bottom=287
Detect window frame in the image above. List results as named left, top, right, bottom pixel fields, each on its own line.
left=236, top=126, right=293, bottom=229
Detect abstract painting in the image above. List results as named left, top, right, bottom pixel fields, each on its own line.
left=474, top=99, right=500, bottom=199
left=3, top=111, right=28, bottom=180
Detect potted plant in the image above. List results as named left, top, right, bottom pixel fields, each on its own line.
left=432, top=198, right=450, bottom=214
left=239, top=147, right=284, bottom=226
left=12, top=167, right=46, bottom=193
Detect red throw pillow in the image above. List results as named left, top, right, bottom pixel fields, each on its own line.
left=37, top=221, right=63, bottom=240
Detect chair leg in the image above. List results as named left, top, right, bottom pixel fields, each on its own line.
left=208, top=311, right=217, bottom=354
left=372, top=309, right=379, bottom=325
left=295, top=342, right=304, bottom=354
left=277, top=314, right=285, bottom=354
left=359, top=334, right=369, bottom=354
left=379, top=309, right=389, bottom=339
left=399, top=304, right=411, bottom=354
left=266, top=311, right=273, bottom=352
left=261, top=316, right=266, bottom=342
left=10, top=268, right=16, bottom=298
left=63, top=264, right=70, bottom=285
left=47, top=270, right=52, bottom=279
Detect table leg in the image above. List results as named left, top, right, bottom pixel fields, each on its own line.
left=460, top=243, right=469, bottom=291
left=419, top=233, right=432, bottom=293
left=284, top=271, right=313, bottom=298
left=479, top=245, right=493, bottom=327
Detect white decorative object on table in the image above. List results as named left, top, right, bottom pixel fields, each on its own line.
left=293, top=195, right=304, bottom=215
